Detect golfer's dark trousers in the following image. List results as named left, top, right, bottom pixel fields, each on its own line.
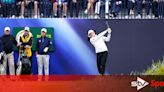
left=96, top=51, right=108, bottom=75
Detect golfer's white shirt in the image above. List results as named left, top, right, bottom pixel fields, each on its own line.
left=90, top=29, right=111, bottom=53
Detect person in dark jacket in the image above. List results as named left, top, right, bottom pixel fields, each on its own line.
left=36, top=28, right=52, bottom=76
left=1, top=27, right=17, bottom=75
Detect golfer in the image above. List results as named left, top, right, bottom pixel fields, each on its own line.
left=36, top=28, right=52, bottom=75
left=88, top=27, right=112, bottom=75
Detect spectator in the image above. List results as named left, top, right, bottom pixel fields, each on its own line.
left=136, top=0, right=143, bottom=18
left=36, top=28, right=52, bottom=76
left=1, top=0, right=16, bottom=18
left=70, top=0, right=81, bottom=18
left=95, top=0, right=112, bottom=19
left=20, top=0, right=38, bottom=18
left=152, top=0, right=159, bottom=17
left=0, top=1, right=2, bottom=17
left=15, top=0, right=22, bottom=17
left=112, top=0, right=122, bottom=17
left=84, top=0, right=95, bottom=17
left=53, top=0, right=68, bottom=17
left=40, top=0, right=52, bottom=17
left=126, top=0, right=135, bottom=18
left=144, top=0, right=152, bottom=18
left=1, top=27, right=17, bottom=75
left=158, top=0, right=164, bottom=18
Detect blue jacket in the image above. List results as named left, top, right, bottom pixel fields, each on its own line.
left=36, top=36, right=52, bottom=55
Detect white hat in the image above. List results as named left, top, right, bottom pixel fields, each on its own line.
left=4, top=27, right=10, bottom=32
left=88, top=29, right=94, bottom=37
left=24, top=27, right=30, bottom=32
left=41, top=28, right=47, bottom=33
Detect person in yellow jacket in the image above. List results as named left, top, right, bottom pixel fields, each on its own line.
left=17, top=27, right=33, bottom=74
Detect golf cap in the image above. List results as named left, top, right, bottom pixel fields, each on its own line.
left=88, top=29, right=94, bottom=37
left=4, top=27, right=10, bottom=32
left=41, top=28, right=47, bottom=33
left=24, top=27, right=30, bottom=32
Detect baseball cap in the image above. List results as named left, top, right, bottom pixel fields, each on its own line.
left=88, top=29, right=94, bottom=37
left=24, top=27, right=30, bottom=32
left=41, top=28, right=47, bottom=33
left=4, top=27, right=10, bottom=32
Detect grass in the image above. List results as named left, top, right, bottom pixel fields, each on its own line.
left=131, top=58, right=164, bottom=75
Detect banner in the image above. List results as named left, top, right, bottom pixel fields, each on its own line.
left=13, top=27, right=54, bottom=51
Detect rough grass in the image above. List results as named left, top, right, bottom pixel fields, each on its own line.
left=131, top=59, right=164, bottom=75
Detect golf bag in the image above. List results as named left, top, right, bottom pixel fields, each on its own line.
left=0, top=52, right=5, bottom=75
left=16, top=45, right=31, bottom=75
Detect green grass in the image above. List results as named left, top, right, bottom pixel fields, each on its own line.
left=131, top=58, right=164, bottom=75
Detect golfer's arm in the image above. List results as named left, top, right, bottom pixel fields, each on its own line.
left=96, top=30, right=108, bottom=39
left=48, top=40, right=53, bottom=49
left=104, top=33, right=111, bottom=42
left=47, top=39, right=52, bottom=48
